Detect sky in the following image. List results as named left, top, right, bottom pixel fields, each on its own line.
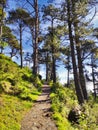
left=5, top=0, right=98, bottom=85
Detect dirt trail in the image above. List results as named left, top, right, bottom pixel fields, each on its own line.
left=21, top=85, right=57, bottom=130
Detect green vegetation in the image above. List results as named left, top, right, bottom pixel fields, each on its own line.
left=0, top=54, right=42, bottom=130
left=0, top=94, right=32, bottom=130
left=50, top=82, right=98, bottom=130
left=1, top=0, right=98, bottom=130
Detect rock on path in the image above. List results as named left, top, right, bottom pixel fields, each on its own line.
left=21, top=85, right=57, bottom=130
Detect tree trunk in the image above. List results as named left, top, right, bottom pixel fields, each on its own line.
left=51, top=18, right=56, bottom=83
left=67, top=0, right=84, bottom=104
left=91, top=54, right=96, bottom=99
left=50, top=51, right=56, bottom=83
left=0, top=8, right=3, bottom=54
left=71, top=0, right=88, bottom=100
left=0, top=25, right=2, bottom=38
left=46, top=52, right=49, bottom=82
left=19, top=24, right=23, bottom=68
left=67, top=55, right=70, bottom=87
left=33, top=0, right=39, bottom=75
left=75, top=37, right=88, bottom=100
left=52, top=56, right=56, bottom=83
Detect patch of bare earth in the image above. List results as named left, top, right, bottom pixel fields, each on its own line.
left=21, top=85, right=57, bottom=130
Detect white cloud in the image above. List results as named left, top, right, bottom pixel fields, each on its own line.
left=54, top=0, right=63, bottom=3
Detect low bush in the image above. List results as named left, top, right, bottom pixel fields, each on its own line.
left=50, top=82, right=77, bottom=130
left=0, top=54, right=42, bottom=99
left=50, top=82, right=98, bottom=130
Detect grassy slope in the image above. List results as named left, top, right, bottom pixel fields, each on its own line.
left=0, top=94, right=33, bottom=130
left=0, top=54, right=42, bottom=130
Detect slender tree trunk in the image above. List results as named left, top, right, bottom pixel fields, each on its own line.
left=19, top=24, right=23, bottom=68
left=0, top=25, right=2, bottom=38
left=50, top=50, right=56, bottom=83
left=33, top=0, right=39, bottom=75
left=0, top=7, right=3, bottom=54
left=67, top=0, right=84, bottom=104
left=0, top=46, right=3, bottom=54
left=71, top=0, right=88, bottom=100
left=75, top=36, right=88, bottom=100
left=67, top=55, right=70, bottom=87
left=51, top=19, right=56, bottom=83
left=46, top=62, right=48, bottom=82
left=46, top=52, right=49, bottom=82
left=91, top=54, right=96, bottom=99
left=10, top=48, right=14, bottom=58
left=52, top=56, right=56, bottom=83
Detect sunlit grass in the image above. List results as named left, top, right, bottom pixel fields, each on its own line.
left=0, top=54, right=42, bottom=130
left=50, top=82, right=98, bottom=130
left=0, top=94, right=33, bottom=130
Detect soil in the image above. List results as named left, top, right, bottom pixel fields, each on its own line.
left=21, top=85, right=57, bottom=130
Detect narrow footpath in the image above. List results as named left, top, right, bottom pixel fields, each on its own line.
left=21, top=85, right=57, bottom=130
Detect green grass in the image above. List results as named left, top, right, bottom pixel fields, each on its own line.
left=0, top=94, right=35, bottom=130
left=50, top=82, right=77, bottom=130
left=0, top=54, right=42, bottom=130
left=50, top=82, right=98, bottom=130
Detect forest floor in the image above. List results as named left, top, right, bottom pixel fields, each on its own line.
left=21, top=84, right=57, bottom=130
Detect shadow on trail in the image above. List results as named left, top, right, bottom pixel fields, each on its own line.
left=42, top=86, right=51, bottom=94
left=36, top=85, right=51, bottom=103
left=36, top=99, right=51, bottom=103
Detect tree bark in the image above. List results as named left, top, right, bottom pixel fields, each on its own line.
left=19, top=24, right=23, bottom=68
left=67, top=0, right=84, bottom=104
left=67, top=55, right=70, bottom=87
left=51, top=19, right=56, bottom=83
left=0, top=6, right=3, bottom=54
left=71, top=0, right=88, bottom=100
left=75, top=34, right=88, bottom=100
left=46, top=52, right=49, bottom=82
left=52, top=56, right=56, bottom=83
left=33, top=0, right=39, bottom=75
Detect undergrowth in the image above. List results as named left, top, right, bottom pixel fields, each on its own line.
left=0, top=54, right=42, bottom=100
left=0, top=54, right=42, bottom=130
left=50, top=82, right=98, bottom=130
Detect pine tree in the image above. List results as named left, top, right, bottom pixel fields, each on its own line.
left=0, top=0, right=6, bottom=53
left=71, top=0, right=88, bottom=100
left=8, top=8, right=30, bottom=68
left=42, top=4, right=60, bottom=82
left=66, top=0, right=85, bottom=104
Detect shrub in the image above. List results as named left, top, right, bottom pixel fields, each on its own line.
left=77, top=102, right=98, bottom=130
left=50, top=82, right=98, bottom=130
left=50, top=82, right=77, bottom=130
left=0, top=54, right=42, bottom=99
left=0, top=81, right=12, bottom=94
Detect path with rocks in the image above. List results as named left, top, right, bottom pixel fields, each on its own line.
left=21, top=85, right=57, bottom=130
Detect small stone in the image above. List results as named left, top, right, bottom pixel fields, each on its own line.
left=33, top=122, right=37, bottom=126
left=32, top=126, right=38, bottom=130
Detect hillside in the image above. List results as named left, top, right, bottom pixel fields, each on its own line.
left=0, top=54, right=42, bottom=130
